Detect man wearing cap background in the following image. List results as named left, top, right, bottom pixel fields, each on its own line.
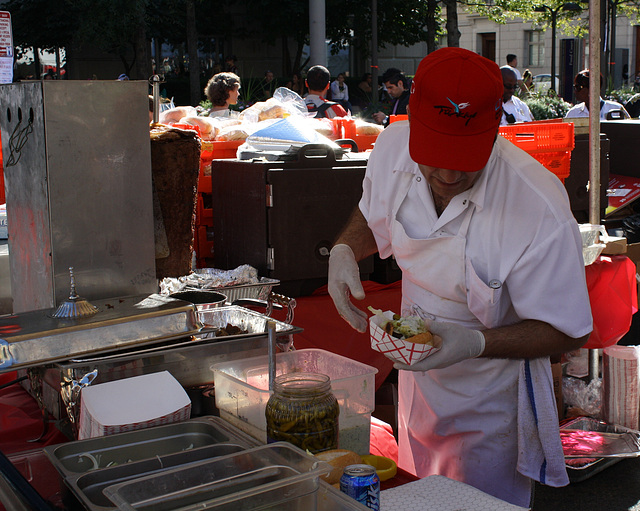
left=328, top=47, right=592, bottom=507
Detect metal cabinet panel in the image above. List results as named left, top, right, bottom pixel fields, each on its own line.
left=212, top=150, right=372, bottom=296
left=0, top=81, right=157, bottom=312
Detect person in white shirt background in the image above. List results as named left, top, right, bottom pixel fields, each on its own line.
left=505, top=53, right=523, bottom=89
left=330, top=72, right=352, bottom=113
left=565, top=69, right=630, bottom=120
left=500, top=66, right=534, bottom=125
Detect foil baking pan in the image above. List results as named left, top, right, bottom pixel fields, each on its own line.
left=562, top=416, right=640, bottom=482
left=188, top=273, right=280, bottom=303
left=0, top=294, right=201, bottom=372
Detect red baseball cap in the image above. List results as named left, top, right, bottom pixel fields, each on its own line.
left=409, top=47, right=503, bottom=172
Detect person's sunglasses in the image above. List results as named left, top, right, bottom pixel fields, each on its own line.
left=574, top=84, right=586, bottom=91
left=504, top=83, right=519, bottom=91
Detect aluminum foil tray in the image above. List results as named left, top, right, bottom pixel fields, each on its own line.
left=187, top=274, right=280, bottom=304
left=561, top=416, right=640, bottom=482
left=0, top=294, right=201, bottom=372
left=216, top=278, right=280, bottom=303
left=196, top=305, right=302, bottom=340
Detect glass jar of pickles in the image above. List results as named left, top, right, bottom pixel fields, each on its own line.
left=265, top=372, right=339, bottom=453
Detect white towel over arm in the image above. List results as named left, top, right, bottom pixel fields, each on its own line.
left=517, top=357, right=569, bottom=487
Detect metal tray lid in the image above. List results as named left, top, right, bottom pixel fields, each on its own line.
left=0, top=294, right=201, bottom=372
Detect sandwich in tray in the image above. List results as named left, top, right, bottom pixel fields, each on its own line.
left=368, top=307, right=442, bottom=365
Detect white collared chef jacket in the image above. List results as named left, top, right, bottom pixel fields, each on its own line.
left=359, top=121, right=592, bottom=338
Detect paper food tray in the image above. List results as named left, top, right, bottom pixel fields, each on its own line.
left=380, top=475, right=528, bottom=510
left=369, top=310, right=441, bottom=365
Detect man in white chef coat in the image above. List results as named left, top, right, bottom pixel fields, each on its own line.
left=500, top=66, right=534, bottom=125
left=327, top=47, right=592, bottom=507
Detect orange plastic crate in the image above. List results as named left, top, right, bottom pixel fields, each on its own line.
left=499, top=122, right=574, bottom=182
left=354, top=134, right=378, bottom=152
left=200, top=140, right=243, bottom=161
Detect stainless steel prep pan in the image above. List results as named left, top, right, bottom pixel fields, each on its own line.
left=39, top=306, right=301, bottom=427
left=0, top=294, right=201, bottom=372
left=44, top=416, right=259, bottom=511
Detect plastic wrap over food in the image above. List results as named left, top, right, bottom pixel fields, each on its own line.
left=245, top=116, right=341, bottom=152
left=563, top=376, right=602, bottom=418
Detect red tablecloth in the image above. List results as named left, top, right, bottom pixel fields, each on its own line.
left=272, top=280, right=402, bottom=391
left=584, top=255, right=638, bottom=349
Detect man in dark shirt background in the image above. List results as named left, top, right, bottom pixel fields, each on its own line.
left=373, top=68, right=411, bottom=125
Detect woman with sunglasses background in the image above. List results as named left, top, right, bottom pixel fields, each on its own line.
left=565, top=69, right=630, bottom=120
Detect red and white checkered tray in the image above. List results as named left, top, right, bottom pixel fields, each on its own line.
left=369, top=310, right=441, bottom=366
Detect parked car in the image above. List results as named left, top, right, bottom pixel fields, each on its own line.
left=532, top=74, right=560, bottom=92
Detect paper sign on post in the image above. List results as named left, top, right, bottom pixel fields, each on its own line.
left=0, top=12, right=13, bottom=84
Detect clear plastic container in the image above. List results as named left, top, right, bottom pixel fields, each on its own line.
left=102, top=442, right=331, bottom=511
left=212, top=349, right=377, bottom=454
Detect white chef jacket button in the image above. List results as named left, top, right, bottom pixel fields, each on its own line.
left=416, top=176, right=421, bottom=182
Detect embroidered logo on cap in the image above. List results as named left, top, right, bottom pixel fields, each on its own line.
left=434, top=98, right=477, bottom=125
left=446, top=97, right=470, bottom=113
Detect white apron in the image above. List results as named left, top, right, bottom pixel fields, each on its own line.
left=391, top=173, right=532, bottom=508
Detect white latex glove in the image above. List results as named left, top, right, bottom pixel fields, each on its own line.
left=394, top=319, right=485, bottom=371
left=328, top=244, right=368, bottom=332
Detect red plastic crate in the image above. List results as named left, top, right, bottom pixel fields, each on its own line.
left=196, top=193, right=213, bottom=222
left=499, top=122, right=575, bottom=182
left=194, top=225, right=214, bottom=267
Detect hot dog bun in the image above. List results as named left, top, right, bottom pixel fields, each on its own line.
left=315, top=449, right=363, bottom=485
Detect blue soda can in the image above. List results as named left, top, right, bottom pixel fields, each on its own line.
left=339, top=464, right=380, bottom=510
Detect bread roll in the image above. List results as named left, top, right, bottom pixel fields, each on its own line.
left=315, top=449, right=362, bottom=485
left=216, top=125, right=249, bottom=141
left=259, top=104, right=286, bottom=121
left=355, top=120, right=384, bottom=136
left=179, top=116, right=220, bottom=140
left=159, top=106, right=198, bottom=124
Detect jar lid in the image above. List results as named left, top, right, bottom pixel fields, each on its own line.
left=273, top=372, right=331, bottom=394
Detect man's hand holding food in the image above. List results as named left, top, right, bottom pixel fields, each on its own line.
left=394, top=319, right=485, bottom=371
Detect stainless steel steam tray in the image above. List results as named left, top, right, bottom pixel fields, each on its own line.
left=0, top=294, right=201, bottom=372
left=58, top=305, right=302, bottom=365
left=196, top=305, right=303, bottom=339
left=44, top=416, right=259, bottom=511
